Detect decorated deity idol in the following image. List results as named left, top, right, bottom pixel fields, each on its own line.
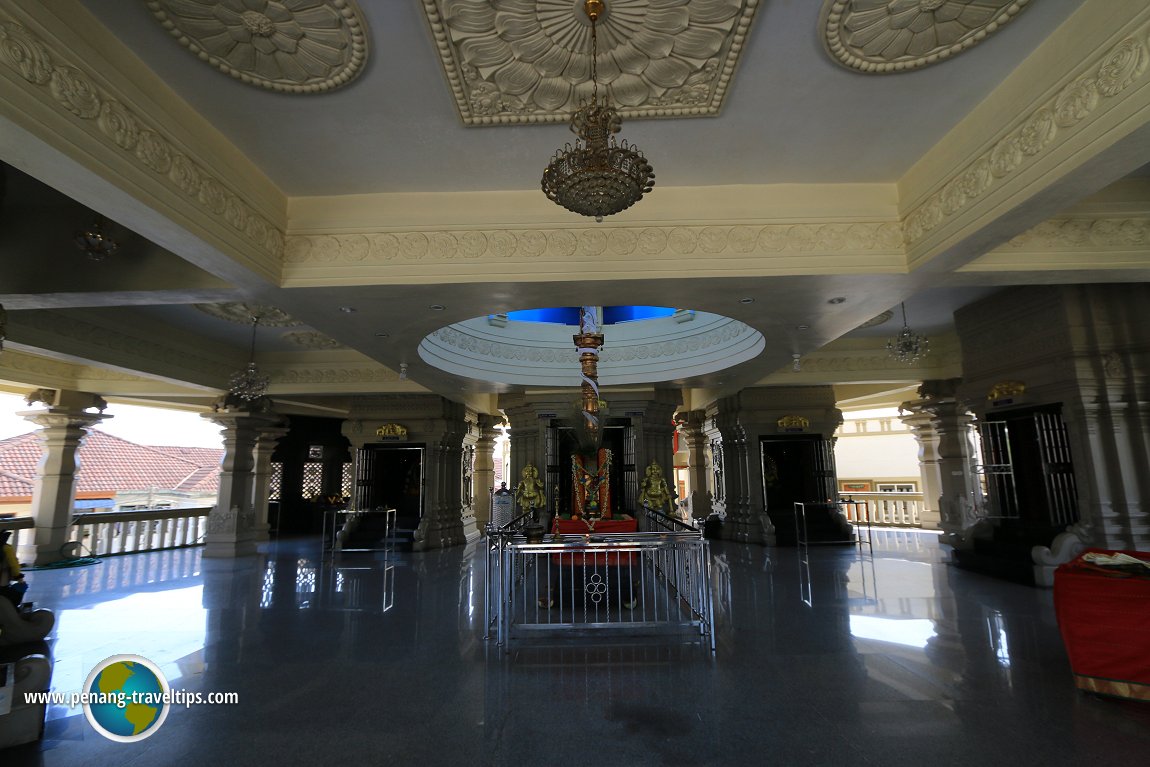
left=514, top=463, right=546, bottom=514
left=638, top=460, right=675, bottom=516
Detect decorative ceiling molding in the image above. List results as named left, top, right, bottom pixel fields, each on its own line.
left=144, top=0, right=369, bottom=94
left=819, top=0, right=1032, bottom=74
left=194, top=302, right=299, bottom=326
left=281, top=330, right=345, bottom=349
left=420, top=312, right=763, bottom=386
left=0, top=18, right=284, bottom=263
left=856, top=310, right=892, bottom=329
left=421, top=0, right=761, bottom=126
left=960, top=215, right=1150, bottom=271
left=1001, top=216, right=1150, bottom=251
left=266, top=364, right=399, bottom=384
left=285, top=222, right=904, bottom=264
left=903, top=27, right=1150, bottom=249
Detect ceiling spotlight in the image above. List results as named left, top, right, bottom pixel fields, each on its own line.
left=375, top=331, right=390, bottom=338
left=796, top=324, right=809, bottom=331
left=827, top=297, right=846, bottom=304
left=541, top=0, right=655, bottom=221
left=339, top=306, right=357, bottom=313
left=429, top=304, right=445, bottom=311
left=739, top=297, right=754, bottom=304
left=75, top=215, right=119, bottom=261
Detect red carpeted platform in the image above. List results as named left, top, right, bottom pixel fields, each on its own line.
left=1053, top=549, right=1150, bottom=700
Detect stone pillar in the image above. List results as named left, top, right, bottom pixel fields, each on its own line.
left=631, top=390, right=679, bottom=482
left=250, top=425, right=288, bottom=542
left=502, top=395, right=546, bottom=494
left=680, top=410, right=712, bottom=521
left=899, top=405, right=943, bottom=530
left=202, top=407, right=284, bottom=558
left=17, top=390, right=109, bottom=565
left=918, top=380, right=982, bottom=549
left=472, top=415, right=500, bottom=528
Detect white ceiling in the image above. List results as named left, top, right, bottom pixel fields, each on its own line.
left=6, top=0, right=1147, bottom=408
left=79, top=0, right=1088, bottom=196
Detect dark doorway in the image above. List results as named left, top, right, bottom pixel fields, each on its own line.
left=761, top=435, right=845, bottom=545
left=357, top=445, right=424, bottom=532
left=976, top=404, right=1078, bottom=538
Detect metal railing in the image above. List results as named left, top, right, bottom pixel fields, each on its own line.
left=323, top=507, right=396, bottom=554
left=68, top=507, right=210, bottom=556
left=838, top=492, right=923, bottom=527
left=484, top=511, right=715, bottom=654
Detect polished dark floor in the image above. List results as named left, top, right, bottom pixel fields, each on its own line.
left=6, top=530, right=1149, bottom=766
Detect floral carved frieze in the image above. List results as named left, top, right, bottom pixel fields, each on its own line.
left=0, top=19, right=283, bottom=261
left=904, top=27, right=1150, bottom=249
left=281, top=330, right=345, bottom=350
left=421, top=0, right=761, bottom=125
left=195, top=303, right=300, bottom=326
left=819, top=0, right=1033, bottom=74
left=268, top=365, right=398, bottom=384
left=1003, top=217, right=1150, bottom=251
left=284, top=221, right=903, bottom=264
left=144, top=0, right=369, bottom=94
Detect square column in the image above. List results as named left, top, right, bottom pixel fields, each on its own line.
left=203, top=408, right=285, bottom=558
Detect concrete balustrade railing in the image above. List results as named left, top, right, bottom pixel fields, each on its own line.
left=839, top=493, right=924, bottom=528
left=67, top=507, right=211, bottom=556
left=0, top=516, right=35, bottom=553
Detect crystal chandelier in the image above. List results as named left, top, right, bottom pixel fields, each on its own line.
left=887, top=302, right=929, bottom=364
left=74, top=216, right=119, bottom=261
left=227, top=314, right=269, bottom=402
left=541, top=0, right=655, bottom=222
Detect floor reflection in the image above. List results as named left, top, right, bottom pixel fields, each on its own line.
left=6, top=531, right=1149, bottom=767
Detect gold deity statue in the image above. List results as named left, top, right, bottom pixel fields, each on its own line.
left=638, top=460, right=675, bottom=515
left=514, top=463, right=546, bottom=513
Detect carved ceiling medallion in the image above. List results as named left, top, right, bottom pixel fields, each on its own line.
left=281, top=330, right=345, bottom=349
left=820, top=0, right=1032, bottom=74
left=145, top=0, right=369, bottom=93
left=422, top=0, right=761, bottom=125
left=856, top=310, right=893, bottom=329
left=195, top=302, right=300, bottom=326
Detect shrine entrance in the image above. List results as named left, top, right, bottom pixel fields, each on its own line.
left=354, top=445, right=424, bottom=531
left=760, top=435, right=840, bottom=545
left=546, top=419, right=636, bottom=519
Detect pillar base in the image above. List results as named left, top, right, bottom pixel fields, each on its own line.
left=918, top=509, right=942, bottom=530
left=202, top=534, right=258, bottom=558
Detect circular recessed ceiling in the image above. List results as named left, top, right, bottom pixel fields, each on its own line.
left=419, top=306, right=764, bottom=387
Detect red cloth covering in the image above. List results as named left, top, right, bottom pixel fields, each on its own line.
left=551, top=517, right=637, bottom=566
left=552, top=518, right=637, bottom=535
left=1053, top=548, right=1150, bottom=700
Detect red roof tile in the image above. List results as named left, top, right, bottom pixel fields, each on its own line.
left=0, top=430, right=223, bottom=499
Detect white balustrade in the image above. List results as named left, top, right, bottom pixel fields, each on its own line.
left=0, top=516, right=35, bottom=553
left=838, top=493, right=923, bottom=528
left=67, top=507, right=211, bottom=556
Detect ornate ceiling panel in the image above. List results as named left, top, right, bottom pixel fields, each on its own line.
left=420, top=0, right=762, bottom=126
left=820, top=0, right=1033, bottom=74
left=145, top=0, right=369, bottom=93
